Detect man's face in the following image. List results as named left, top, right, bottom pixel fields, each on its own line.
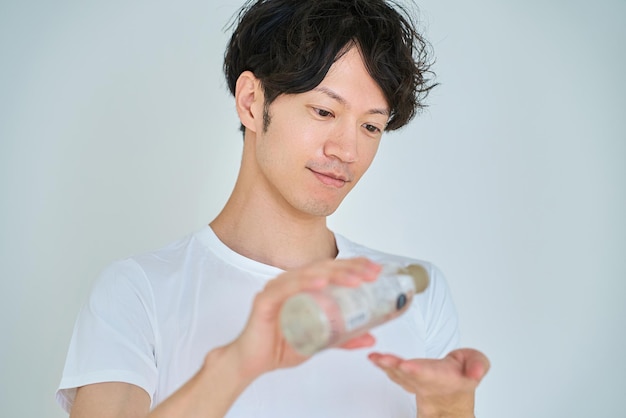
left=250, top=47, right=390, bottom=218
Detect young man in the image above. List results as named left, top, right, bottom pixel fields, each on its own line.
left=57, top=1, right=489, bottom=417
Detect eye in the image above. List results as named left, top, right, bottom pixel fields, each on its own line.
left=363, top=124, right=382, bottom=134
left=313, top=107, right=334, bottom=118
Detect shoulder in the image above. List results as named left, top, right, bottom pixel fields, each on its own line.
left=86, top=230, right=207, bottom=306
left=103, top=229, right=209, bottom=284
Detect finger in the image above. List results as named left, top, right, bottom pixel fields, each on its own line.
left=338, top=332, right=376, bottom=350
left=450, top=348, right=490, bottom=381
left=369, top=349, right=491, bottom=398
left=321, top=258, right=381, bottom=287
left=368, top=352, right=405, bottom=369
left=368, top=353, right=416, bottom=391
left=370, top=354, right=454, bottom=387
left=370, top=357, right=440, bottom=394
left=262, top=258, right=379, bottom=303
left=250, top=258, right=379, bottom=323
left=394, top=353, right=487, bottom=392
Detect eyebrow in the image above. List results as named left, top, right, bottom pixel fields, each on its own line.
left=313, top=86, right=390, bottom=117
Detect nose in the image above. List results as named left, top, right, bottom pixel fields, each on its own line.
left=323, top=123, right=358, bottom=163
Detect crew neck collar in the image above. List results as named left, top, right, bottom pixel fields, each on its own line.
left=194, top=225, right=355, bottom=277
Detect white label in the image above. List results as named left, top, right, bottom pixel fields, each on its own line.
left=330, top=270, right=416, bottom=333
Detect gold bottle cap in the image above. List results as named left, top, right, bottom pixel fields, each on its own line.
left=398, top=264, right=429, bottom=293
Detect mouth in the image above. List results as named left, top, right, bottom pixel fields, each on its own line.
left=308, top=168, right=351, bottom=188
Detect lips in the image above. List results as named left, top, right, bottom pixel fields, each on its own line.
left=308, top=168, right=351, bottom=188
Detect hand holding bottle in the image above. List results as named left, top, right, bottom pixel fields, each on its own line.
left=280, top=263, right=430, bottom=356
left=220, top=257, right=383, bottom=383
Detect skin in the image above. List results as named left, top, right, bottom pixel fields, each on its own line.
left=70, top=46, right=489, bottom=418
left=210, top=46, right=388, bottom=270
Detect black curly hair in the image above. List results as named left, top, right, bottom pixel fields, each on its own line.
left=224, top=0, right=436, bottom=133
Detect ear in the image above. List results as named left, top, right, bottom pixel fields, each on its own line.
left=235, top=71, right=263, bottom=134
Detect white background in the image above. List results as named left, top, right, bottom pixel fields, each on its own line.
left=1, top=0, right=624, bottom=416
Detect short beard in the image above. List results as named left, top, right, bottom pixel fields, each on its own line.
left=262, top=100, right=271, bottom=132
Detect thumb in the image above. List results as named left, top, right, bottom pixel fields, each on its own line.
left=450, top=348, right=490, bottom=382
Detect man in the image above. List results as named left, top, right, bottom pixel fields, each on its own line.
left=57, top=0, right=489, bottom=417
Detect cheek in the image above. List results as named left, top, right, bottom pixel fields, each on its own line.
left=277, top=119, right=325, bottom=160
left=357, top=140, right=381, bottom=173
left=257, top=116, right=312, bottom=170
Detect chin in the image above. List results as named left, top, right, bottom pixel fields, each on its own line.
left=297, top=197, right=343, bottom=217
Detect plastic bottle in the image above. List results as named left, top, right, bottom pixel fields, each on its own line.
left=279, top=263, right=429, bottom=356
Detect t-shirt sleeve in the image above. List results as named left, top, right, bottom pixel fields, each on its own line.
left=422, top=264, right=461, bottom=359
left=56, top=259, right=159, bottom=413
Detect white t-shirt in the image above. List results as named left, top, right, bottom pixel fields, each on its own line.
left=57, top=226, right=459, bottom=417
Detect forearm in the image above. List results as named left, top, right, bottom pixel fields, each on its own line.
left=149, top=344, right=256, bottom=418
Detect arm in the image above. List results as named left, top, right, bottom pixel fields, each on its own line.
left=70, top=257, right=381, bottom=418
left=71, top=383, right=150, bottom=418
left=71, top=345, right=252, bottom=418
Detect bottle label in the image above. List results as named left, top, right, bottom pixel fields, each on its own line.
left=330, top=272, right=415, bottom=333
left=280, top=263, right=425, bottom=355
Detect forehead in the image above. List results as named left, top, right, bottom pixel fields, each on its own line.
left=311, top=47, right=390, bottom=112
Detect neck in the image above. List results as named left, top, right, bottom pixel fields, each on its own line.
left=210, top=202, right=336, bottom=271
left=210, top=157, right=337, bottom=270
